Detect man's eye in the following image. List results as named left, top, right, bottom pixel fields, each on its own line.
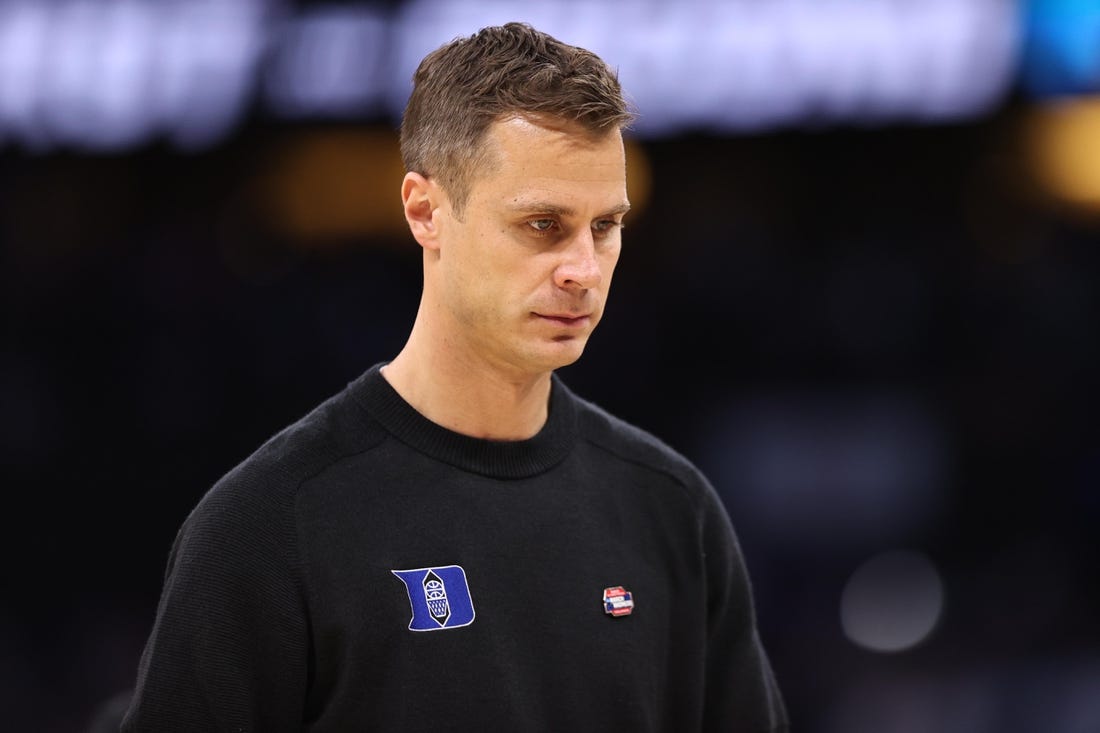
left=529, top=219, right=555, bottom=232
left=593, top=220, right=621, bottom=234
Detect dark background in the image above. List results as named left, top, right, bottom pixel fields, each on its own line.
left=3, top=6, right=1100, bottom=732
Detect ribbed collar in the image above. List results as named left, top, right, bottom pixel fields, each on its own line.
left=350, top=363, right=578, bottom=479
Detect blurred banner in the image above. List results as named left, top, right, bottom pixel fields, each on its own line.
left=3, top=0, right=1085, bottom=152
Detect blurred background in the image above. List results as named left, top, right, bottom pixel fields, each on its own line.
left=2, top=0, right=1099, bottom=730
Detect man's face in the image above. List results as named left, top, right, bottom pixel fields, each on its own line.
left=431, top=115, right=629, bottom=378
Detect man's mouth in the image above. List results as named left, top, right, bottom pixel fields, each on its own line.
left=534, top=313, right=591, bottom=328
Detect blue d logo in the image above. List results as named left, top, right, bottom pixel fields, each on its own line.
left=392, top=565, right=476, bottom=631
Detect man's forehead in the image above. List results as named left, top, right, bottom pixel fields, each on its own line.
left=464, top=122, right=625, bottom=208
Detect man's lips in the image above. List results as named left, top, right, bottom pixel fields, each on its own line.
left=534, top=313, right=591, bottom=327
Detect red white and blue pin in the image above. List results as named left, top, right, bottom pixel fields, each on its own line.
left=602, top=586, right=635, bottom=617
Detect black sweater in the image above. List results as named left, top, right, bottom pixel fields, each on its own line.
left=123, top=365, right=788, bottom=732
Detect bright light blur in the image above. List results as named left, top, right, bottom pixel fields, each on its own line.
left=0, top=0, right=268, bottom=151
left=840, top=550, right=945, bottom=653
left=264, top=6, right=389, bottom=119
left=1022, top=0, right=1100, bottom=97
left=1027, top=96, right=1100, bottom=211
left=0, top=0, right=1022, bottom=151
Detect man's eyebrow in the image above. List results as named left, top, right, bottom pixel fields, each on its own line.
left=505, top=201, right=632, bottom=217
left=603, top=202, right=632, bottom=217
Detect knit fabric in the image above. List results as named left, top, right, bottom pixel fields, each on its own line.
left=123, top=364, right=788, bottom=732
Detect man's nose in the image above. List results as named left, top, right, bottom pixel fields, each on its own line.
left=554, top=228, right=601, bottom=290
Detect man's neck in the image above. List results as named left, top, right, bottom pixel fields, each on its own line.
left=381, top=336, right=553, bottom=442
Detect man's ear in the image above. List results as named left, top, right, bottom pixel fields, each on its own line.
left=402, top=172, right=443, bottom=251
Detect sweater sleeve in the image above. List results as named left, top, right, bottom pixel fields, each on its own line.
left=121, top=476, right=309, bottom=732
left=699, top=479, right=790, bottom=733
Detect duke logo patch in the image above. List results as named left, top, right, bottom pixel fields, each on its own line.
left=391, top=565, right=476, bottom=631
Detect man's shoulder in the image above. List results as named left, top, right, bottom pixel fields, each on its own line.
left=570, top=391, right=707, bottom=494
left=198, top=381, right=387, bottom=515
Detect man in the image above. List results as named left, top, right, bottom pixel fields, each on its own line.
left=123, top=23, right=788, bottom=732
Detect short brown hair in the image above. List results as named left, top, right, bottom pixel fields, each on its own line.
left=400, top=22, right=632, bottom=216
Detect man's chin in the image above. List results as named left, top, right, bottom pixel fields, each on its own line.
left=526, top=336, right=589, bottom=372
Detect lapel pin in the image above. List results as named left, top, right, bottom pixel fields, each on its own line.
left=602, top=586, right=635, bottom=617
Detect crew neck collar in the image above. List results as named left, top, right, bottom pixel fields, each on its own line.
left=351, top=363, right=578, bottom=479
